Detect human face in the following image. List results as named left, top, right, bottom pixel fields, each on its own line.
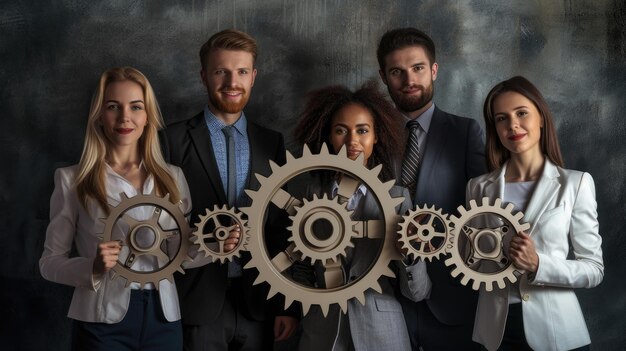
left=492, top=91, right=543, bottom=157
left=100, top=80, right=147, bottom=149
left=329, top=104, right=377, bottom=165
left=379, top=46, right=437, bottom=118
left=201, top=49, right=257, bottom=121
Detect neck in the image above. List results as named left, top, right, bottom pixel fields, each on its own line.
left=505, top=151, right=545, bottom=182
left=106, top=144, right=142, bottom=167
left=404, top=100, right=433, bottom=120
left=208, top=103, right=242, bottom=126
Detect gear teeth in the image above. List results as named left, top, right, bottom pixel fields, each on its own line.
left=469, top=199, right=478, bottom=209
left=267, top=286, right=279, bottom=299
left=319, top=143, right=331, bottom=155
left=354, top=151, right=365, bottom=164
left=497, top=279, right=507, bottom=290
left=460, top=275, right=470, bottom=286
left=472, top=279, right=482, bottom=291
left=382, top=266, right=395, bottom=278
left=301, top=302, right=311, bottom=317
left=255, top=173, right=269, bottom=186
left=253, top=275, right=265, bottom=286
left=370, top=164, right=382, bottom=177
left=337, top=144, right=348, bottom=157
left=338, top=299, right=348, bottom=314
left=268, top=159, right=281, bottom=173
left=371, top=282, right=383, bottom=294
left=302, top=144, right=313, bottom=156
left=320, top=303, right=330, bottom=317
left=355, top=292, right=366, bottom=306
left=285, top=150, right=296, bottom=162
left=284, top=296, right=295, bottom=310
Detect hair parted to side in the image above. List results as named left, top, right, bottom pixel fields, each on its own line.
left=483, top=76, right=564, bottom=171
left=294, top=80, right=404, bottom=182
left=199, top=29, right=258, bottom=70
left=75, top=67, right=181, bottom=214
left=377, top=27, right=436, bottom=71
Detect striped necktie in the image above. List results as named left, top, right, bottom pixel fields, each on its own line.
left=401, top=119, right=421, bottom=194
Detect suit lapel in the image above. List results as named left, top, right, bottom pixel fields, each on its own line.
left=247, top=122, right=266, bottom=191
left=523, top=160, right=561, bottom=235
left=484, top=163, right=506, bottom=202
left=188, top=114, right=227, bottom=203
left=415, top=107, right=448, bottom=203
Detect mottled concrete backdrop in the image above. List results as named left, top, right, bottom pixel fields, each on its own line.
left=1, top=1, right=625, bottom=350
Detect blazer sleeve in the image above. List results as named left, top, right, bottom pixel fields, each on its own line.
left=39, top=168, right=100, bottom=291
left=531, top=172, right=604, bottom=288
left=395, top=186, right=432, bottom=302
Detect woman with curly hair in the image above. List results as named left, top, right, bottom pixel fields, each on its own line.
left=294, top=81, right=431, bottom=351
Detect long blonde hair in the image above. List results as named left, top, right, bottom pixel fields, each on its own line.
left=75, top=67, right=181, bottom=213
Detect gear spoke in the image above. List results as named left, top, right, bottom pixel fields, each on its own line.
left=124, top=252, right=136, bottom=268
left=398, top=205, right=451, bottom=262
left=322, top=259, right=344, bottom=289
left=271, top=188, right=302, bottom=216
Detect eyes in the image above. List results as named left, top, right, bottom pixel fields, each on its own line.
left=495, top=110, right=529, bottom=122
left=105, top=103, right=144, bottom=111
left=388, top=65, right=425, bottom=77
left=333, top=126, right=370, bottom=135
left=214, top=69, right=250, bottom=75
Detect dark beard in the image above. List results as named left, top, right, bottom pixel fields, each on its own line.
left=208, top=89, right=249, bottom=114
left=391, top=84, right=434, bottom=114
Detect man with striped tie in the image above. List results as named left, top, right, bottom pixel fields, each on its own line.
left=377, top=27, right=487, bottom=351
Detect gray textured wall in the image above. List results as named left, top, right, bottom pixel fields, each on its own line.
left=1, top=1, right=625, bottom=350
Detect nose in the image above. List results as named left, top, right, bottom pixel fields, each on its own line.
left=508, top=115, right=519, bottom=130
left=119, top=106, right=131, bottom=122
left=346, top=131, right=359, bottom=145
left=223, top=72, right=238, bottom=88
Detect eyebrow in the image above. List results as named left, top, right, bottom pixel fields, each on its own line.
left=105, top=99, right=145, bottom=104
left=388, top=61, right=427, bottom=71
left=333, top=123, right=373, bottom=128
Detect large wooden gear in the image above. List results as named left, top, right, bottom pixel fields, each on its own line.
left=100, top=192, right=192, bottom=288
left=240, top=144, right=405, bottom=316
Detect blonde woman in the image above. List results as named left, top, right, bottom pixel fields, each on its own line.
left=40, top=67, right=191, bottom=350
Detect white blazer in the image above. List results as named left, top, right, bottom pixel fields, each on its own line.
left=467, top=159, right=604, bottom=351
left=39, top=164, right=192, bottom=323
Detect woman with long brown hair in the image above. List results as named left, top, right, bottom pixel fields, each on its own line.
left=469, top=76, right=603, bottom=351
left=40, top=67, right=191, bottom=350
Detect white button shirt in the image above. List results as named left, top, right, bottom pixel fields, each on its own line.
left=39, top=164, right=191, bottom=323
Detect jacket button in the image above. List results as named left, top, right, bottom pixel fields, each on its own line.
left=522, top=294, right=530, bottom=301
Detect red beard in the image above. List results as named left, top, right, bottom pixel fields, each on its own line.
left=208, top=88, right=250, bottom=114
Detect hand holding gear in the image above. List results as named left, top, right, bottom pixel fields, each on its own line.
left=444, top=197, right=530, bottom=291
left=100, top=192, right=192, bottom=288
left=191, top=204, right=249, bottom=263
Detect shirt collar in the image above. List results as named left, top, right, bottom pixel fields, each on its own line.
left=331, top=180, right=368, bottom=198
left=403, top=103, right=435, bottom=133
left=203, top=105, right=248, bottom=136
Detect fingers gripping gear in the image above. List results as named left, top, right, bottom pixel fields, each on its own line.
left=100, top=192, right=192, bottom=288
left=288, top=194, right=358, bottom=264
left=398, top=205, right=451, bottom=262
left=240, top=144, right=405, bottom=316
left=444, top=197, right=530, bottom=291
left=191, top=205, right=249, bottom=263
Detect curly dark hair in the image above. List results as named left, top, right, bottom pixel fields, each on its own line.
left=294, top=80, right=404, bottom=182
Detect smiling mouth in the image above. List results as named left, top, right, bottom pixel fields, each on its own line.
left=115, top=128, right=134, bottom=135
left=508, top=134, right=526, bottom=141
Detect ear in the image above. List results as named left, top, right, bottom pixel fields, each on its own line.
left=378, top=69, right=388, bottom=86
left=200, top=69, right=208, bottom=88
left=431, top=62, right=439, bottom=81
left=251, top=68, right=258, bottom=88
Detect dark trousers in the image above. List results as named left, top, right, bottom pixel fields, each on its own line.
left=493, top=303, right=591, bottom=351
left=72, top=289, right=182, bottom=351
left=400, top=297, right=479, bottom=351
left=182, top=278, right=271, bottom=351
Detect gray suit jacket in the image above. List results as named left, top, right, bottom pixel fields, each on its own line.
left=299, top=182, right=431, bottom=351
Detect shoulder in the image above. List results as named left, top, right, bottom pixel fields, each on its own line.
left=467, top=168, right=498, bottom=189
left=164, top=112, right=204, bottom=132
left=54, top=165, right=79, bottom=183
left=555, top=166, right=593, bottom=189
left=247, top=120, right=283, bottom=139
left=434, top=107, right=481, bottom=130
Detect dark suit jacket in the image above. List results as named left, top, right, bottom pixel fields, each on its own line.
left=161, top=112, right=297, bottom=325
left=411, top=106, right=486, bottom=326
